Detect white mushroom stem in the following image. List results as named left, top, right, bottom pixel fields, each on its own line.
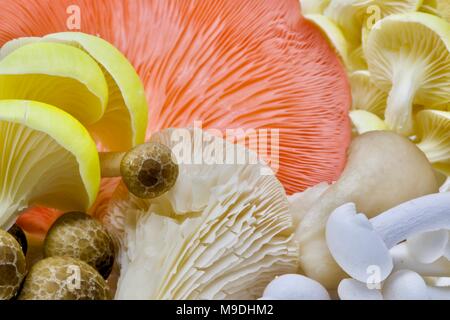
left=371, top=193, right=450, bottom=248
left=326, top=193, right=450, bottom=284
left=390, top=243, right=450, bottom=277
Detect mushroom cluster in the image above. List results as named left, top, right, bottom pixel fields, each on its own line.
left=260, top=133, right=449, bottom=299
left=327, top=191, right=450, bottom=300
left=301, top=0, right=450, bottom=181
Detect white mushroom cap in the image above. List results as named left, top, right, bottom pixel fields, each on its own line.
left=106, top=128, right=298, bottom=300
left=338, top=279, right=383, bottom=300
left=383, top=270, right=429, bottom=300
left=262, top=274, right=330, bottom=300
left=391, top=242, right=450, bottom=277
left=326, top=203, right=393, bottom=283
left=407, top=230, right=449, bottom=263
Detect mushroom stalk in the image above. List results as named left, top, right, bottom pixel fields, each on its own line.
left=371, top=193, right=450, bottom=249
left=384, top=67, right=420, bottom=136
left=390, top=243, right=450, bottom=277
left=326, top=193, right=450, bottom=284
left=98, top=142, right=179, bottom=199
left=99, top=152, right=125, bottom=177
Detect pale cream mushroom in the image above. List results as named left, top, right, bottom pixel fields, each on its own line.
left=103, top=128, right=298, bottom=299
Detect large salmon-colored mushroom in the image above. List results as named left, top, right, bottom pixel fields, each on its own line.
left=0, top=0, right=351, bottom=235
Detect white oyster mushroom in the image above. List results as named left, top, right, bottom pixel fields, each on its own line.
left=326, top=193, right=450, bottom=283
left=261, top=274, right=330, bottom=300
left=104, top=128, right=298, bottom=300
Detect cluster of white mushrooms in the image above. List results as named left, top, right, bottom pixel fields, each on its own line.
left=260, top=131, right=450, bottom=300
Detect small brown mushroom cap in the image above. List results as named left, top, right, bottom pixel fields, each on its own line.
left=44, top=212, right=115, bottom=279
left=18, top=256, right=110, bottom=300
left=0, top=229, right=26, bottom=300
left=120, top=142, right=179, bottom=199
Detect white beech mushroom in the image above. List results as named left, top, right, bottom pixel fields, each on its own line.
left=337, top=278, right=383, bottom=300
left=103, top=128, right=298, bottom=299
left=382, top=270, right=450, bottom=300
left=326, top=192, right=450, bottom=284
left=390, top=242, right=450, bottom=277
left=260, top=274, right=330, bottom=300
left=295, top=131, right=438, bottom=288
left=337, top=270, right=450, bottom=300
left=406, top=229, right=449, bottom=263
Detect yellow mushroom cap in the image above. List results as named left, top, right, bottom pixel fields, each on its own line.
left=416, top=109, right=450, bottom=174
left=349, top=70, right=388, bottom=117
left=350, top=110, right=388, bottom=135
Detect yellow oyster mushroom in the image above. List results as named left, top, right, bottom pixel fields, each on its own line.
left=416, top=110, right=450, bottom=175
left=300, top=0, right=330, bottom=14
left=305, top=14, right=349, bottom=65
left=0, top=42, right=108, bottom=125
left=0, top=100, right=100, bottom=229
left=350, top=110, right=388, bottom=135
left=325, top=0, right=422, bottom=71
left=421, top=0, right=450, bottom=22
left=325, top=0, right=422, bottom=44
left=349, top=70, right=387, bottom=117
left=1, top=32, right=148, bottom=151
left=366, top=13, right=450, bottom=136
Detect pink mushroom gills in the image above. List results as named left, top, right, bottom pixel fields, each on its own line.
left=326, top=192, right=450, bottom=284
left=1, top=0, right=353, bottom=243
left=0, top=0, right=351, bottom=196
